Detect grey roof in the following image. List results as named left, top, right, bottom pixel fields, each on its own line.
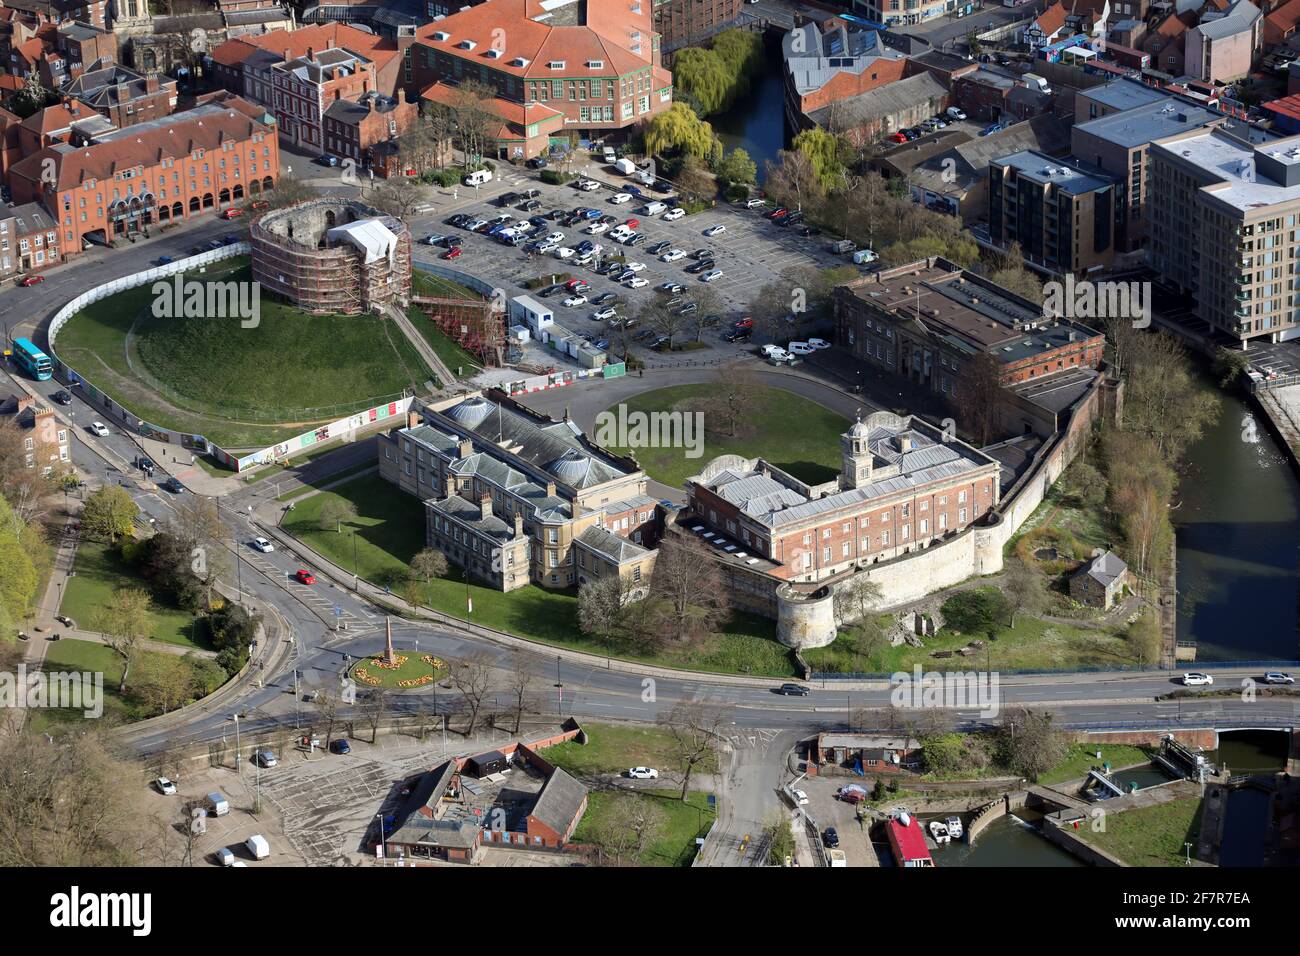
left=783, top=20, right=904, bottom=97
left=806, top=72, right=947, bottom=128
left=1074, top=97, right=1220, bottom=148
left=819, top=733, right=919, bottom=751
left=1013, top=366, right=1100, bottom=414
left=908, top=49, right=975, bottom=73
left=386, top=814, right=480, bottom=848
left=438, top=395, right=630, bottom=490
left=990, top=150, right=1119, bottom=194
left=1194, top=0, right=1260, bottom=40
left=3, top=202, right=54, bottom=233
left=908, top=115, right=1070, bottom=195
left=324, top=92, right=403, bottom=126
left=428, top=494, right=517, bottom=542
left=961, top=67, right=1017, bottom=91
left=1081, top=549, right=1128, bottom=586
left=574, top=525, right=650, bottom=565
left=529, top=767, right=587, bottom=837
left=1080, top=77, right=1170, bottom=113
left=604, top=493, right=659, bottom=514
left=64, top=63, right=172, bottom=111
left=224, top=8, right=291, bottom=25
left=1007, top=86, right=1053, bottom=112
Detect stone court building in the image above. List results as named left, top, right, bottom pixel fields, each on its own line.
left=378, top=391, right=659, bottom=592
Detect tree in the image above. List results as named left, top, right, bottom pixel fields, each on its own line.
left=359, top=688, right=388, bottom=744
left=129, top=653, right=193, bottom=716
left=313, top=689, right=341, bottom=751
left=670, top=47, right=732, bottom=115
left=449, top=652, right=493, bottom=736
left=659, top=700, right=725, bottom=802
left=505, top=652, right=534, bottom=734
left=410, top=548, right=449, bottom=583
left=764, top=814, right=795, bottom=866
left=644, top=103, right=722, bottom=163
left=715, top=147, right=757, bottom=187
left=1125, top=609, right=1162, bottom=666
left=0, top=421, right=55, bottom=525
left=95, top=587, right=154, bottom=693
left=262, top=174, right=318, bottom=211
left=81, top=486, right=137, bottom=543
left=700, top=365, right=758, bottom=437
left=451, top=80, right=500, bottom=167
left=940, top=588, right=1010, bottom=639
left=674, top=153, right=717, bottom=202
left=318, top=498, right=358, bottom=534
left=1122, top=331, right=1218, bottom=463
left=952, top=351, right=1005, bottom=447
left=647, top=536, right=730, bottom=644
left=590, top=794, right=667, bottom=865
left=792, top=128, right=846, bottom=192
left=577, top=575, right=630, bottom=657
left=762, top=148, right=825, bottom=215
left=0, top=495, right=39, bottom=635
left=995, top=708, right=1068, bottom=781
left=638, top=294, right=692, bottom=352
left=1213, top=346, right=1250, bottom=387
left=369, top=176, right=427, bottom=220
left=1001, top=559, right=1044, bottom=629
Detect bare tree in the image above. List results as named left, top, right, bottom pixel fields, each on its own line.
left=314, top=689, right=341, bottom=750
left=647, top=536, right=730, bottom=644
left=411, top=548, right=449, bottom=583
left=658, top=700, right=726, bottom=802
left=577, top=575, right=630, bottom=657
left=95, top=587, right=154, bottom=693
left=700, top=365, right=759, bottom=438
left=505, top=653, right=535, bottom=734
left=590, top=794, right=666, bottom=865
left=317, top=499, right=358, bottom=534
left=952, top=351, right=1005, bottom=447
left=1002, top=559, right=1045, bottom=629
left=360, top=688, right=388, bottom=744
left=449, top=652, right=493, bottom=736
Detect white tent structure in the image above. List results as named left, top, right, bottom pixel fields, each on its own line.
left=327, top=218, right=399, bottom=266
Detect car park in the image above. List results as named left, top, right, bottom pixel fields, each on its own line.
left=703, top=224, right=726, bottom=237
left=518, top=198, right=542, bottom=211
left=745, top=198, right=767, bottom=209
left=701, top=269, right=723, bottom=282
left=155, top=777, right=178, bottom=795
left=215, top=847, right=236, bottom=867
left=1182, top=672, right=1213, bottom=686
left=577, top=240, right=595, bottom=253
left=624, top=218, right=641, bottom=229
left=578, top=179, right=601, bottom=191
left=420, top=234, right=445, bottom=246
left=675, top=302, right=698, bottom=315
left=625, top=276, right=649, bottom=288
left=251, top=537, right=274, bottom=553
left=685, top=260, right=714, bottom=274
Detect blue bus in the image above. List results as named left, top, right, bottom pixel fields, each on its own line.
left=12, top=338, right=53, bottom=381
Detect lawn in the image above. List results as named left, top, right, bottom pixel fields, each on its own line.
left=1077, top=795, right=1204, bottom=866
left=350, top=650, right=447, bottom=690
left=29, top=638, right=167, bottom=728
left=598, top=384, right=850, bottom=488
left=61, top=539, right=207, bottom=650
left=572, top=790, right=716, bottom=866
left=804, top=584, right=1137, bottom=674
left=282, top=474, right=800, bottom=676
left=55, top=258, right=433, bottom=448
left=543, top=723, right=718, bottom=777
left=1038, top=744, right=1152, bottom=786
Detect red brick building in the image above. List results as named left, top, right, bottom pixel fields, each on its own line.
left=9, top=93, right=278, bottom=253
left=63, top=61, right=177, bottom=129
left=411, top=0, right=673, bottom=158
left=322, top=89, right=419, bottom=168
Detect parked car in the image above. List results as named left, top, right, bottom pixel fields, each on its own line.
left=526, top=156, right=548, bottom=169
left=889, top=131, right=908, bottom=144
left=19, top=275, right=44, bottom=286
left=745, top=198, right=767, bottom=209
left=51, top=390, right=73, bottom=405
left=420, top=234, right=445, bottom=246
left=220, top=207, right=244, bottom=220
left=563, top=294, right=588, bottom=307
left=647, top=240, right=672, bottom=255
left=792, top=788, right=809, bottom=806
left=946, top=106, right=968, bottom=121
left=585, top=221, right=609, bottom=234
left=155, top=777, right=178, bottom=795
left=315, top=154, right=339, bottom=167
left=660, top=281, right=686, bottom=294
left=294, top=569, right=316, bottom=585
left=215, top=847, right=236, bottom=866
left=823, top=827, right=840, bottom=849
left=330, top=739, right=351, bottom=755
left=441, top=246, right=462, bottom=260
left=255, top=750, right=278, bottom=768
left=625, top=261, right=646, bottom=273
left=250, top=537, right=274, bottom=553
left=766, top=208, right=789, bottom=220
left=88, top=421, right=110, bottom=437
left=660, top=249, right=686, bottom=263
left=625, top=276, right=649, bottom=289
left=700, top=269, right=723, bottom=282
left=776, top=683, right=810, bottom=696
left=788, top=341, right=815, bottom=355
left=808, top=338, right=831, bottom=350
left=663, top=207, right=685, bottom=221
left=703, top=224, right=726, bottom=237
left=610, top=192, right=632, bottom=205
left=685, top=260, right=714, bottom=274
left=1182, top=672, right=1213, bottom=686
left=592, top=307, right=618, bottom=321
left=626, top=767, right=659, bottom=779
left=592, top=291, right=619, bottom=305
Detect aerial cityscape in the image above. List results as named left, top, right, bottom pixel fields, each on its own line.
left=0, top=0, right=1297, bottom=906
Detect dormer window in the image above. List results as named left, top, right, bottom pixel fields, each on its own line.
left=510, top=56, right=530, bottom=68
left=458, top=39, right=476, bottom=50
left=548, top=60, right=565, bottom=70
left=485, top=48, right=502, bottom=58
left=433, top=30, right=450, bottom=41
left=586, top=59, right=604, bottom=69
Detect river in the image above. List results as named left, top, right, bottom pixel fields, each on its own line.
left=711, top=42, right=787, bottom=182
left=1173, top=385, right=1300, bottom=662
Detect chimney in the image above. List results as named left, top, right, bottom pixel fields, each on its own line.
left=396, top=88, right=406, bottom=105
left=307, top=46, right=314, bottom=61
left=14, top=395, right=35, bottom=414
left=898, top=433, right=912, bottom=454
left=284, top=48, right=291, bottom=63
left=443, top=474, right=456, bottom=498
left=406, top=408, right=421, bottom=428
left=545, top=480, right=556, bottom=497
left=514, top=512, right=524, bottom=537
left=145, top=76, right=159, bottom=93
left=457, top=437, right=473, bottom=458
left=479, top=493, right=492, bottom=521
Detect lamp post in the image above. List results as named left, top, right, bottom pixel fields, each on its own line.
left=555, top=654, right=563, bottom=716
left=232, top=713, right=241, bottom=770
left=352, top=531, right=359, bottom=591
left=377, top=812, right=387, bottom=859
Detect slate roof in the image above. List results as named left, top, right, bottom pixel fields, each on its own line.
left=806, top=72, right=947, bottom=128
left=574, top=525, right=650, bottom=565
left=1194, top=0, right=1260, bottom=40
left=428, top=494, right=517, bottom=542
left=783, top=19, right=904, bottom=97
left=1081, top=549, right=1128, bottom=587
left=529, top=766, right=587, bottom=837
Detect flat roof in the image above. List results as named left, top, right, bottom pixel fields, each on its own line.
left=1153, top=129, right=1300, bottom=211
left=1075, top=98, right=1221, bottom=148
left=991, top=150, right=1118, bottom=194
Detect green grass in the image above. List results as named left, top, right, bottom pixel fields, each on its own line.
left=597, top=384, right=850, bottom=488
left=1038, top=744, right=1152, bottom=786
left=408, top=270, right=486, bottom=380
left=282, top=474, right=799, bottom=676
left=1076, top=795, right=1204, bottom=866
left=276, top=461, right=375, bottom=501
left=191, top=454, right=236, bottom=478
left=29, top=638, right=171, bottom=728
left=55, top=258, right=433, bottom=448
left=61, top=539, right=207, bottom=649
left=543, top=723, right=718, bottom=777
left=803, top=588, right=1135, bottom=673
left=350, top=650, right=447, bottom=690
left=572, top=790, right=716, bottom=866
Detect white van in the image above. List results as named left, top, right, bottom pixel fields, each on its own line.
left=206, top=792, right=230, bottom=817
left=246, top=834, right=270, bottom=860
left=828, top=849, right=848, bottom=867
left=641, top=201, right=667, bottom=217
left=463, top=169, right=493, bottom=187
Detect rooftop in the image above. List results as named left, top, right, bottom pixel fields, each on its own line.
left=990, top=150, right=1119, bottom=194
left=1152, top=129, right=1300, bottom=212
left=783, top=18, right=905, bottom=97
left=1079, top=76, right=1171, bottom=113
left=1074, top=97, right=1221, bottom=148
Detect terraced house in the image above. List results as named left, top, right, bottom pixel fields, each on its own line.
left=378, top=391, right=660, bottom=592
left=412, top=0, right=673, bottom=159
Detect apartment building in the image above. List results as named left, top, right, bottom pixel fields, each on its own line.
left=1072, top=97, right=1223, bottom=250
left=849, top=0, right=950, bottom=29
left=988, top=150, right=1124, bottom=274
left=0, top=393, right=69, bottom=474
left=1148, top=129, right=1300, bottom=344
left=685, top=413, right=1001, bottom=584
left=377, top=392, right=660, bottom=592
left=834, top=257, right=1104, bottom=403
left=652, top=0, right=743, bottom=50
left=1185, top=0, right=1260, bottom=83
left=410, top=0, right=673, bottom=158
left=322, top=90, right=419, bottom=168
left=8, top=94, right=279, bottom=253
left=271, top=48, right=383, bottom=154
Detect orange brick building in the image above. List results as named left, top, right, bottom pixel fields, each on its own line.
left=8, top=93, right=278, bottom=254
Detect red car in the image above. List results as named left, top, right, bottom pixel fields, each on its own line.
left=250, top=200, right=270, bottom=210
left=889, top=131, right=908, bottom=144
left=565, top=278, right=587, bottom=290
left=624, top=218, right=640, bottom=229
left=441, top=246, right=462, bottom=260
left=221, top=207, right=244, bottom=219
left=19, top=274, right=44, bottom=286
left=294, top=569, right=316, bottom=585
